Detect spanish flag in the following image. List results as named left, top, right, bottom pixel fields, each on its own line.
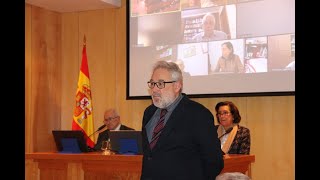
left=72, top=35, right=95, bottom=148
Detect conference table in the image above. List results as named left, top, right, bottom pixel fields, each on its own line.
left=25, top=152, right=255, bottom=180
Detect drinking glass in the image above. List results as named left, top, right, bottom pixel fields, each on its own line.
left=101, top=140, right=112, bottom=155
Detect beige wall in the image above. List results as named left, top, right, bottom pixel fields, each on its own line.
left=25, top=1, right=295, bottom=179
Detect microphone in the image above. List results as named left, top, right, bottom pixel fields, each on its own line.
left=97, top=124, right=107, bottom=131
left=88, top=125, right=107, bottom=137
left=218, top=127, right=233, bottom=139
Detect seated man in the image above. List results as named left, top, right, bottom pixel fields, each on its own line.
left=93, top=108, right=134, bottom=151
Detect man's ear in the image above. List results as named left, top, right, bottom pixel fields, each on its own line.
left=174, top=81, right=182, bottom=93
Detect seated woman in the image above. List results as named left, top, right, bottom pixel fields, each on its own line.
left=215, top=101, right=250, bottom=154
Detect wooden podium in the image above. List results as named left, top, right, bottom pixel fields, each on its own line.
left=25, top=152, right=255, bottom=180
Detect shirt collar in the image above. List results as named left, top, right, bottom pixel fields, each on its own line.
left=114, top=124, right=121, bottom=131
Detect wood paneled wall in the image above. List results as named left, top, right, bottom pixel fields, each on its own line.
left=25, top=1, right=295, bottom=179
left=25, top=4, right=62, bottom=152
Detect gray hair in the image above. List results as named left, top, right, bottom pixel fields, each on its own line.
left=104, top=108, right=119, bottom=117
left=202, top=12, right=215, bottom=25
left=215, top=172, right=251, bottom=180
left=152, top=60, right=183, bottom=82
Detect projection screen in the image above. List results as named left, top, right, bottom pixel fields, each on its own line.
left=127, top=0, right=295, bottom=99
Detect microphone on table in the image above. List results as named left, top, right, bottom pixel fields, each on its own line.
left=218, top=127, right=233, bottom=139
left=88, top=124, right=107, bottom=137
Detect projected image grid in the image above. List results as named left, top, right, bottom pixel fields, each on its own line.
left=128, top=0, right=295, bottom=97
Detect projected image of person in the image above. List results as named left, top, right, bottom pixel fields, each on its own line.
left=182, top=0, right=201, bottom=9
left=285, top=57, right=295, bottom=71
left=175, top=59, right=191, bottom=77
left=213, top=41, right=245, bottom=73
left=192, top=13, right=228, bottom=42
left=144, top=0, right=180, bottom=14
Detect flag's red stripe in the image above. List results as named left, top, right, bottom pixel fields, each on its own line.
left=80, top=45, right=90, bottom=78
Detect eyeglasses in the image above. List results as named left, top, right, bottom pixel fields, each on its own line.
left=217, top=112, right=231, bottom=116
left=147, top=80, right=176, bottom=89
left=104, top=116, right=119, bottom=122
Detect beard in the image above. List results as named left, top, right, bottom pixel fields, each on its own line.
left=151, top=91, right=176, bottom=109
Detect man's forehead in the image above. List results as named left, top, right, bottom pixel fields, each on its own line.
left=151, top=68, right=171, bottom=80
left=104, top=111, right=114, bottom=117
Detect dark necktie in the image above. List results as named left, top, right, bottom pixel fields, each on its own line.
left=150, top=109, right=167, bottom=150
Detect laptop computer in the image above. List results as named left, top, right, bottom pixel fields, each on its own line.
left=108, top=130, right=143, bottom=155
left=52, top=130, right=89, bottom=153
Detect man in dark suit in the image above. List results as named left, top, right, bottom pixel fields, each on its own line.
left=141, top=61, right=224, bottom=180
left=93, top=108, right=134, bottom=151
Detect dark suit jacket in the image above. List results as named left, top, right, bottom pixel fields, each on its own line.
left=141, top=94, right=224, bottom=180
left=93, top=124, right=134, bottom=151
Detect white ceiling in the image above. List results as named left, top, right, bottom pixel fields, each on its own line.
left=25, top=0, right=121, bottom=13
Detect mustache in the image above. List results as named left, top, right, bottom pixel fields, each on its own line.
left=152, top=92, right=161, bottom=97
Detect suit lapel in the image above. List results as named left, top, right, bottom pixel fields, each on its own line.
left=142, top=105, right=157, bottom=151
